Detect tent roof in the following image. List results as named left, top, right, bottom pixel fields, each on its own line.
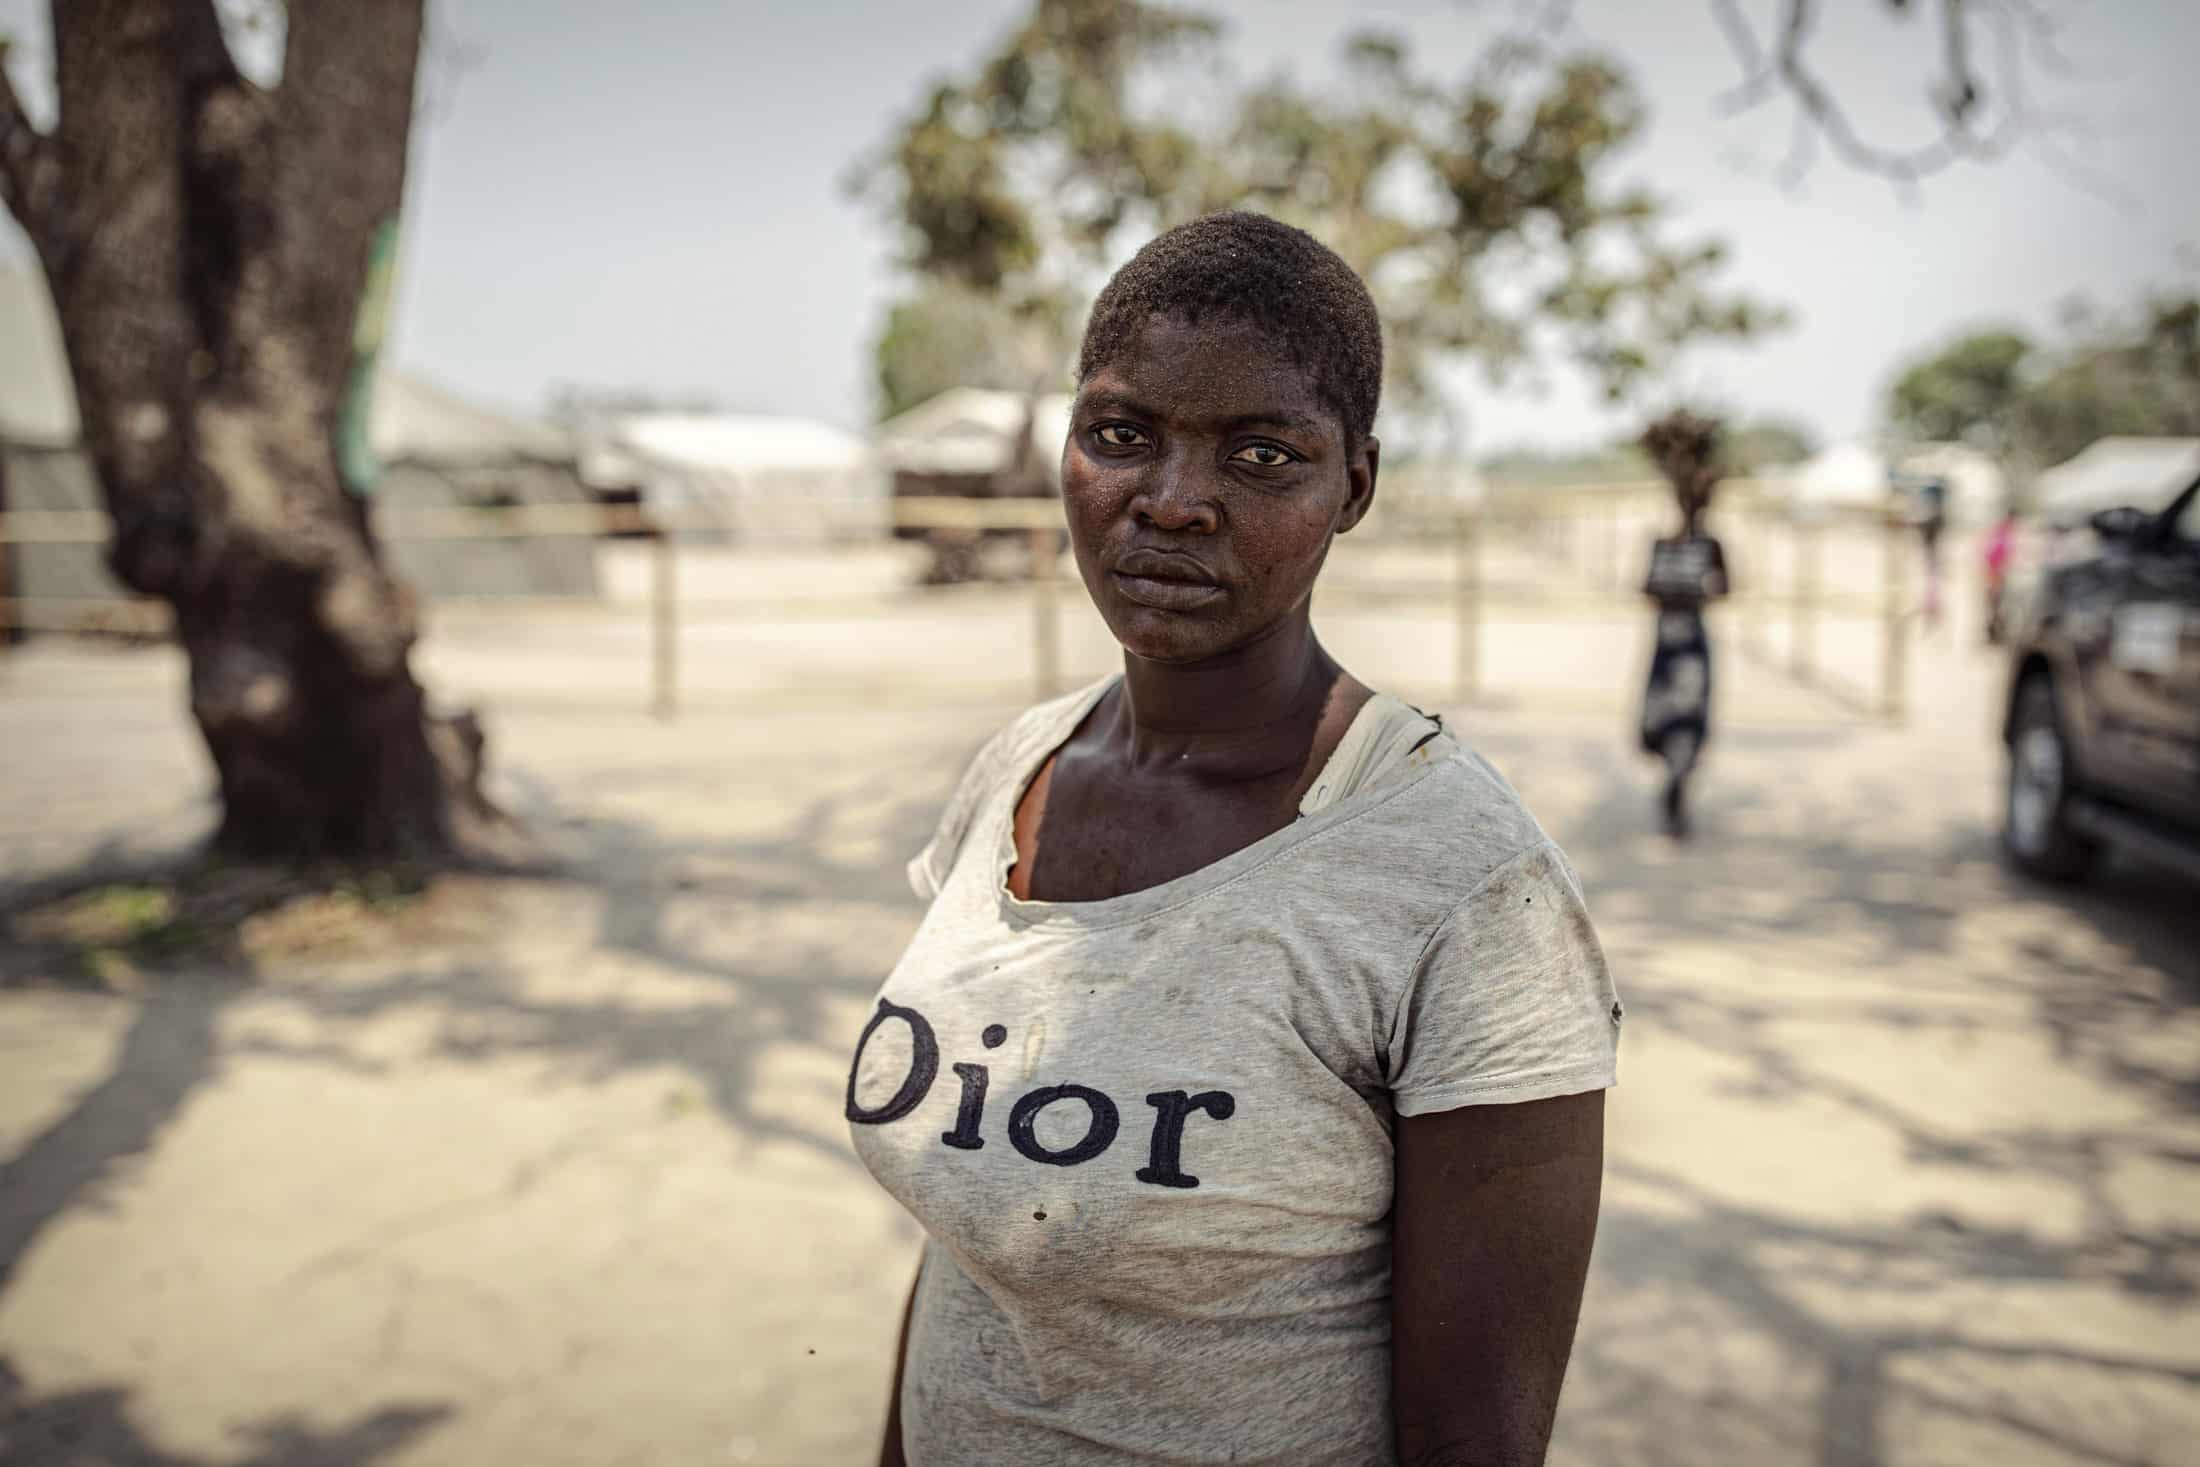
left=614, top=412, right=872, bottom=472
left=369, top=372, right=572, bottom=466
left=1782, top=441, right=1891, bottom=505
left=876, top=387, right=1075, bottom=476
left=2033, top=437, right=2200, bottom=520
left=2, top=264, right=568, bottom=465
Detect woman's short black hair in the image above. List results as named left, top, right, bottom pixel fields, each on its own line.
left=1077, top=211, right=1384, bottom=449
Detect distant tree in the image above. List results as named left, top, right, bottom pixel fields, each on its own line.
left=854, top=0, right=1781, bottom=449
left=0, top=1, right=491, bottom=860
left=1887, top=330, right=2035, bottom=450
left=871, top=283, right=1057, bottom=421
left=861, top=0, right=2117, bottom=442
left=851, top=0, right=1212, bottom=435
left=1886, top=299, right=2200, bottom=476
left=2013, top=298, right=2200, bottom=465
left=1721, top=417, right=1818, bottom=473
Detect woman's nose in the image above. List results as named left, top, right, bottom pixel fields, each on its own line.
left=1129, top=462, right=1219, bottom=535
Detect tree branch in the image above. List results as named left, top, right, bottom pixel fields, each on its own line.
left=1766, top=0, right=1960, bottom=182
left=29, top=0, right=238, bottom=592
left=1707, top=0, right=2120, bottom=202
left=269, top=0, right=425, bottom=395
left=1707, top=0, right=1780, bottom=116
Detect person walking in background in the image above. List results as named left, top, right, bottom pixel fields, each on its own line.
left=1638, top=411, right=1731, bottom=838
left=1915, top=475, right=1950, bottom=629
left=1981, top=505, right=2018, bottom=645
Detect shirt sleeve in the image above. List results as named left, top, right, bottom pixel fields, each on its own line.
left=906, top=728, right=1011, bottom=902
left=1388, top=840, right=1623, bottom=1116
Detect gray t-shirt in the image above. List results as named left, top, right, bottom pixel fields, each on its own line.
left=847, top=679, right=1621, bottom=1466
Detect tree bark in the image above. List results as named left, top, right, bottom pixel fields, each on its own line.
left=2, top=0, right=491, bottom=860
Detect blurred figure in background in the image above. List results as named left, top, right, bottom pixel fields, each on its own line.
left=1981, top=504, right=2019, bottom=645
left=1916, top=475, right=1951, bottom=628
left=1638, top=411, right=1731, bottom=838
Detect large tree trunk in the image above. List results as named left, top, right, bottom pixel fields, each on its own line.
left=1, top=0, right=490, bottom=860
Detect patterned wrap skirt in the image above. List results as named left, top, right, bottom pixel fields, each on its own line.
left=1640, top=607, right=1711, bottom=756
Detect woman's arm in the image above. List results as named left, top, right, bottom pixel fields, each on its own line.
left=878, top=1263, right=919, bottom=1467
left=1391, top=1089, right=1605, bottom=1467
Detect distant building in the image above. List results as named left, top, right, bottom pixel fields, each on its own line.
left=1, top=265, right=599, bottom=619
left=872, top=388, right=1075, bottom=582
left=875, top=387, right=1075, bottom=491
left=1777, top=441, right=1893, bottom=519
left=1771, top=440, right=2005, bottom=526
left=601, top=412, right=888, bottom=544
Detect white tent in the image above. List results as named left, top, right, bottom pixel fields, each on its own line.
left=1778, top=441, right=1892, bottom=516
left=876, top=387, right=1075, bottom=483
left=2032, top=437, right=2200, bottom=524
left=611, top=412, right=888, bottom=542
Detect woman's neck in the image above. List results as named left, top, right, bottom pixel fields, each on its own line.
left=1111, top=609, right=1346, bottom=777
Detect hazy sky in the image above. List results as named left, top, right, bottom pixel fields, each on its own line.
left=4, top=0, right=2195, bottom=454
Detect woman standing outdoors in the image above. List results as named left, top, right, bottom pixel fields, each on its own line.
left=1636, top=411, right=1731, bottom=839
left=847, top=213, right=1622, bottom=1467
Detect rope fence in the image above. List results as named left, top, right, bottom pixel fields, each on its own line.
left=0, top=485, right=1917, bottom=722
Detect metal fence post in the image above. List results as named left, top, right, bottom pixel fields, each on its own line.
left=1739, top=508, right=1764, bottom=659
left=1454, top=504, right=1480, bottom=703
left=1030, top=525, right=1059, bottom=701
left=0, top=455, right=14, bottom=655
left=651, top=529, right=678, bottom=719
left=1881, top=511, right=1909, bottom=723
left=1791, top=517, right=1819, bottom=685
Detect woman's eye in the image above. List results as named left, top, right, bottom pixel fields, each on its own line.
left=1094, top=424, right=1148, bottom=448
left=1231, top=444, right=1295, bottom=467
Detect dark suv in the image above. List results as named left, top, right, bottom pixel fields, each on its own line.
left=2003, top=474, right=2200, bottom=881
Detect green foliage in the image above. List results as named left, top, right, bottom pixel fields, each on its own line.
left=1886, top=300, right=2200, bottom=472
left=873, top=282, right=1068, bottom=421
left=1722, top=417, right=1819, bottom=473
left=854, top=1, right=1781, bottom=431
left=1888, top=330, right=2034, bottom=447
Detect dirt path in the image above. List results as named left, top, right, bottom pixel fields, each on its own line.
left=2, top=607, right=2194, bottom=1466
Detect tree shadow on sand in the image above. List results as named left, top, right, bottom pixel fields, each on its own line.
left=6, top=709, right=2196, bottom=1464
left=0, top=735, right=960, bottom=1299
left=1462, top=722, right=2200, bottom=1466
left=0, top=1358, right=448, bottom=1467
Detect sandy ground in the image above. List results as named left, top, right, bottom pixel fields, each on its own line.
left=1, top=533, right=2195, bottom=1467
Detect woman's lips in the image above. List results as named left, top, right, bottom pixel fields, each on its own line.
left=1111, top=572, right=1224, bottom=611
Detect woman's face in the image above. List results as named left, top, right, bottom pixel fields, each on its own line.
left=1060, top=313, right=1378, bottom=665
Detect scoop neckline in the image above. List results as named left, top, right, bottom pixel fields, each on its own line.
left=990, top=675, right=1449, bottom=932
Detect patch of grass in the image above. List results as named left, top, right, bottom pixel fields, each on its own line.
left=18, top=883, right=177, bottom=948
left=2, top=860, right=464, bottom=991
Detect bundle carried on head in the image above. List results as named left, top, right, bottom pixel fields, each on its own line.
left=1639, top=409, right=1725, bottom=512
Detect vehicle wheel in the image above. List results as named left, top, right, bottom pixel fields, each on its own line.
left=2003, top=676, right=2101, bottom=881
